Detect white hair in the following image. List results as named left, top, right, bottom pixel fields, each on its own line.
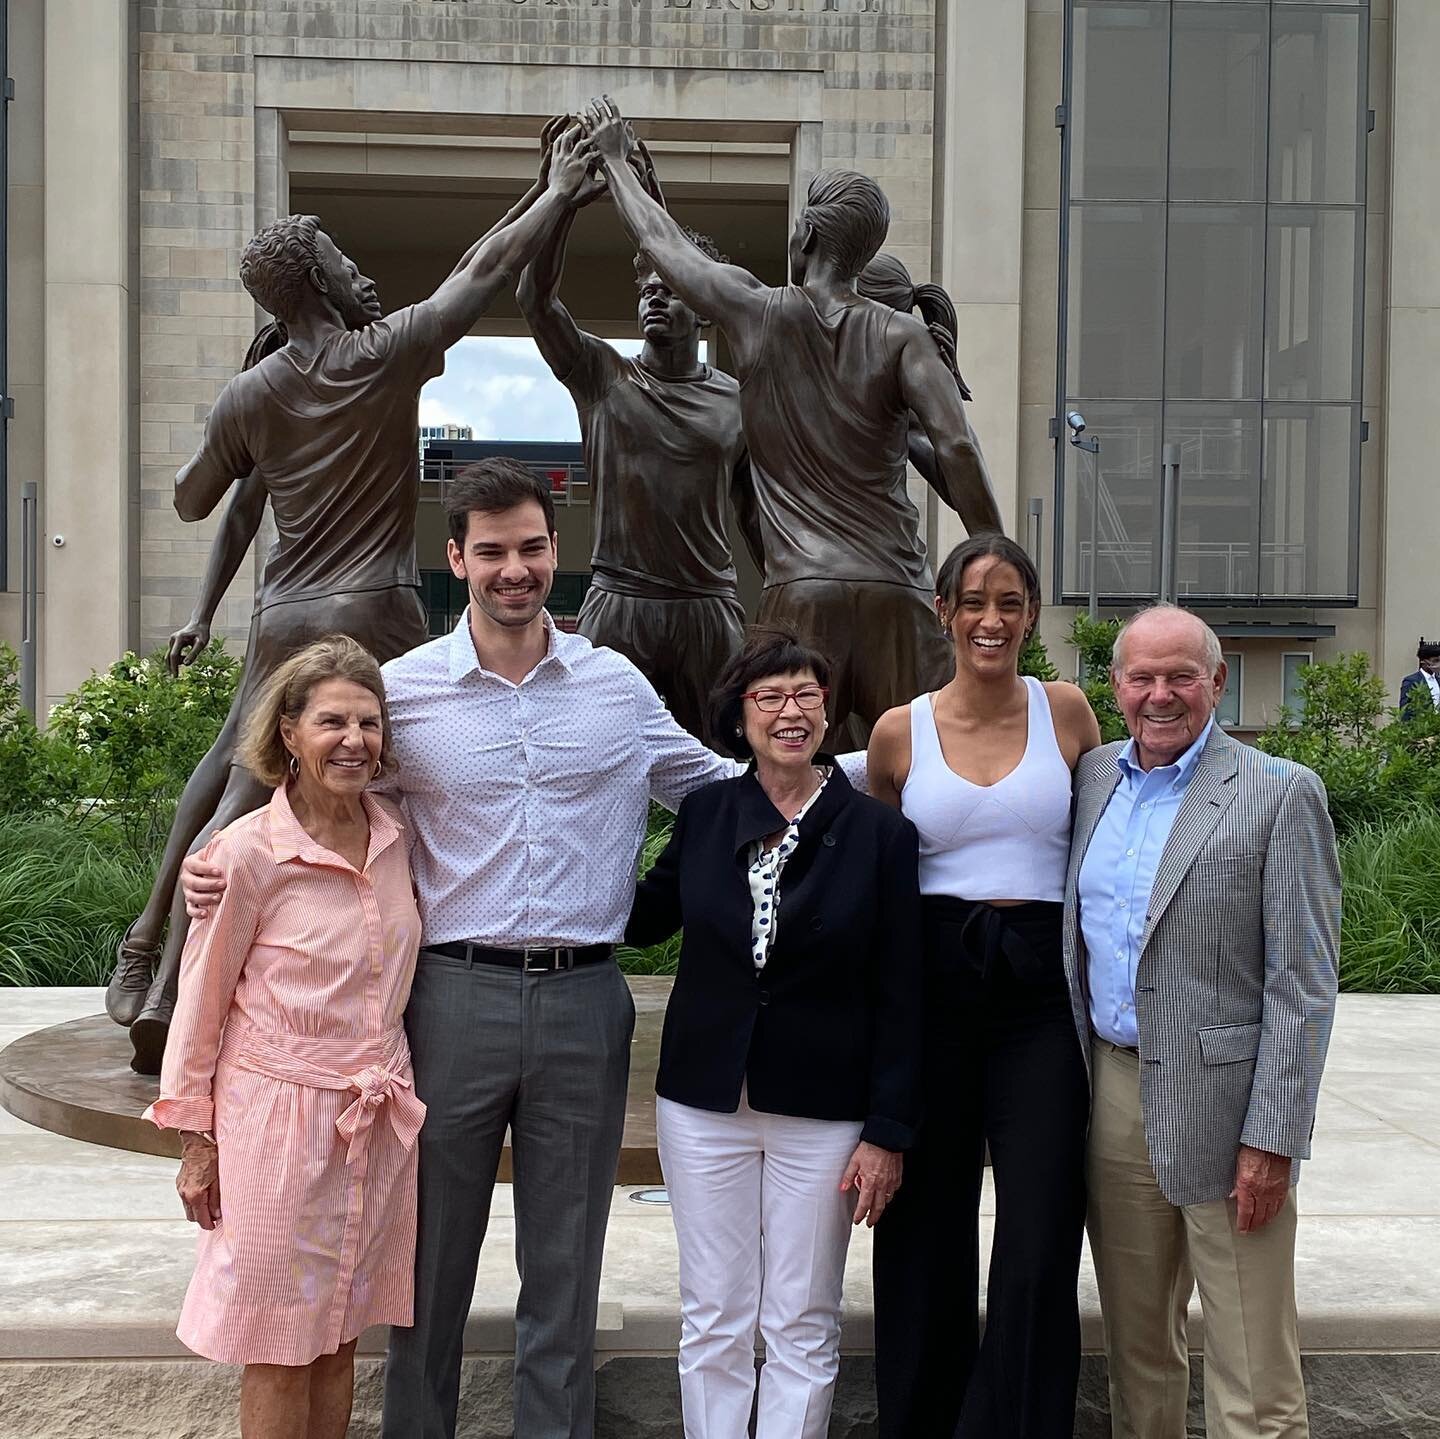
left=1111, top=603, right=1223, bottom=676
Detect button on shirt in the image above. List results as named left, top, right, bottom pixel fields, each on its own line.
left=1078, top=720, right=1214, bottom=1047
left=380, top=614, right=734, bottom=949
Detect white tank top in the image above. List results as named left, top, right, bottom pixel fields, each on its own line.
left=901, top=677, right=1073, bottom=902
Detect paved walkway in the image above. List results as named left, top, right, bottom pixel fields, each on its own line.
left=2, top=988, right=1438, bottom=1361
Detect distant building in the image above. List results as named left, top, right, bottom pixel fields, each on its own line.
left=419, top=423, right=473, bottom=445
left=7, top=0, right=1434, bottom=729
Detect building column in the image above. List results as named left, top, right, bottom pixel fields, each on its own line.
left=931, top=0, right=1029, bottom=550
left=1379, top=1, right=1440, bottom=689
left=42, top=0, right=134, bottom=707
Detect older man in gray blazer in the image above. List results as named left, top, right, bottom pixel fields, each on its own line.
left=1062, top=605, right=1340, bottom=1439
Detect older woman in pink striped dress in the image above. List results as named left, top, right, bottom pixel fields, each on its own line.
left=146, top=635, right=423, bottom=1439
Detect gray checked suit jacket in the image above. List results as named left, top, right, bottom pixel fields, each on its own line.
left=1061, top=725, right=1341, bottom=1207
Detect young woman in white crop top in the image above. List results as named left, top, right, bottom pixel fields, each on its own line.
left=866, top=533, right=1101, bottom=1439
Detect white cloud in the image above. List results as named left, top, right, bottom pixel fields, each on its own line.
left=420, top=335, right=701, bottom=444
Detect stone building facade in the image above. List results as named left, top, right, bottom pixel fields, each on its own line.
left=3, top=0, right=1433, bottom=725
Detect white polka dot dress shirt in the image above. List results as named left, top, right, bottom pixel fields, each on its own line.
left=746, top=769, right=829, bottom=971
left=379, top=614, right=736, bottom=949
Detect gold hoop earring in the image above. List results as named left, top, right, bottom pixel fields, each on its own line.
left=372, top=758, right=383, bottom=780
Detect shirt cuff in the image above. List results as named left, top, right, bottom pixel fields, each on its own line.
left=144, top=1096, right=214, bottom=1133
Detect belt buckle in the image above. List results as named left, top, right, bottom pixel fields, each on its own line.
left=523, top=946, right=573, bottom=973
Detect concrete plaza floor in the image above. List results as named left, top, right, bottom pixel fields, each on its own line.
left=1, top=988, right=1438, bottom=1435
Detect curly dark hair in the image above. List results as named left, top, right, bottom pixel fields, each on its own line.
left=633, top=227, right=728, bottom=280
left=707, top=625, right=833, bottom=761
left=239, top=215, right=325, bottom=324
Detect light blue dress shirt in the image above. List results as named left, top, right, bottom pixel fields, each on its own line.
left=1078, top=720, right=1215, bottom=1046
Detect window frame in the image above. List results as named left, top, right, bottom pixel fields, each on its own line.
left=1217, top=649, right=1245, bottom=728
left=1053, top=0, right=1370, bottom=609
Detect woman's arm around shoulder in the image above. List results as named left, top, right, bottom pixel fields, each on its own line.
left=865, top=704, right=914, bottom=810
left=1043, top=680, right=1103, bottom=771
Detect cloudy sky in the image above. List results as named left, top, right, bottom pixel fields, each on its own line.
left=419, top=336, right=642, bottom=443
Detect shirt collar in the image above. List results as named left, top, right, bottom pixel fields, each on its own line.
left=446, top=608, right=576, bottom=685
left=1116, top=717, right=1216, bottom=786
left=267, top=783, right=404, bottom=870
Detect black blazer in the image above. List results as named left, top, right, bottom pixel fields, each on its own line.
left=626, top=759, right=923, bottom=1151
left=1400, top=670, right=1436, bottom=714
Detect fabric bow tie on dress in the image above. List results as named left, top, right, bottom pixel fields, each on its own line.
left=335, top=1065, right=425, bottom=1165
left=232, top=1023, right=427, bottom=1169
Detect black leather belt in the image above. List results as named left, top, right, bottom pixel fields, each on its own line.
left=428, top=940, right=613, bottom=974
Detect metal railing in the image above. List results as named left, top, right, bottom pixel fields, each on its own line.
left=419, top=455, right=592, bottom=508
left=1072, top=539, right=1311, bottom=600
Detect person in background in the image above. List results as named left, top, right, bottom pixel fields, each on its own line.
left=865, top=533, right=1102, bottom=1438
left=147, top=636, right=423, bottom=1439
left=1399, top=637, right=1440, bottom=714
left=626, top=626, right=923, bottom=1439
left=1068, top=604, right=1340, bottom=1439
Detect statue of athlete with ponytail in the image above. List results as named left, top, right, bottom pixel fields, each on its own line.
left=583, top=96, right=1002, bottom=742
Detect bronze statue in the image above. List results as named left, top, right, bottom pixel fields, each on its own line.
left=517, top=123, right=756, bottom=742
left=858, top=252, right=989, bottom=511
left=106, top=125, right=600, bottom=1073
left=581, top=97, right=1003, bottom=743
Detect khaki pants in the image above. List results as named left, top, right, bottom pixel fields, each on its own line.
left=1086, top=1039, right=1308, bottom=1439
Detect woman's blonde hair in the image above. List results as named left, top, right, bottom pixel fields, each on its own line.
left=236, top=635, right=395, bottom=787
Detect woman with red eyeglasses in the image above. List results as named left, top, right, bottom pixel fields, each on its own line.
left=625, top=623, right=923, bottom=1439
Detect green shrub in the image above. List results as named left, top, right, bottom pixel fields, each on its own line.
left=1068, top=614, right=1127, bottom=742
left=0, top=644, right=83, bottom=817
left=44, top=642, right=240, bottom=855
left=1337, top=812, right=1440, bottom=993
left=0, top=815, right=155, bottom=986
left=1018, top=632, right=1060, bottom=682
left=1258, top=652, right=1440, bottom=836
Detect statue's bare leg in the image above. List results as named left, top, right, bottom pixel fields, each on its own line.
left=105, top=695, right=244, bottom=1025
left=127, top=760, right=271, bottom=1075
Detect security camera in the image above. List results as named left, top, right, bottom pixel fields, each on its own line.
left=51, top=534, right=65, bottom=548
left=1065, top=411, right=1087, bottom=435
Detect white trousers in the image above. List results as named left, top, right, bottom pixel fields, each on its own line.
left=657, top=1092, right=863, bottom=1439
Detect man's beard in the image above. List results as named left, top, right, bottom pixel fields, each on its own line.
left=468, top=575, right=550, bottom=629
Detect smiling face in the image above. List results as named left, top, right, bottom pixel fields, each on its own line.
left=635, top=270, right=701, bottom=347
left=1421, top=653, right=1440, bottom=677
left=313, top=230, right=381, bottom=327
left=741, top=668, right=828, bottom=774
left=1112, top=610, right=1227, bottom=771
left=939, top=555, right=1039, bottom=679
left=279, top=677, right=383, bottom=803
left=447, top=500, right=558, bottom=632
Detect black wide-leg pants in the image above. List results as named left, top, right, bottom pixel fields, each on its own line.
left=873, top=898, right=1089, bottom=1439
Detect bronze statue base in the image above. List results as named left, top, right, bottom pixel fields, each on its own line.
left=0, top=976, right=671, bottom=1182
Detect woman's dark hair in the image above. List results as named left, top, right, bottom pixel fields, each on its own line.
left=444, top=457, right=557, bottom=548
left=707, top=625, right=833, bottom=760
left=935, top=534, right=1041, bottom=629
left=857, top=253, right=972, bottom=402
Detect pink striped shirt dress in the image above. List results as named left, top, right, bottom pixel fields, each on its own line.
left=145, top=785, right=425, bottom=1366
